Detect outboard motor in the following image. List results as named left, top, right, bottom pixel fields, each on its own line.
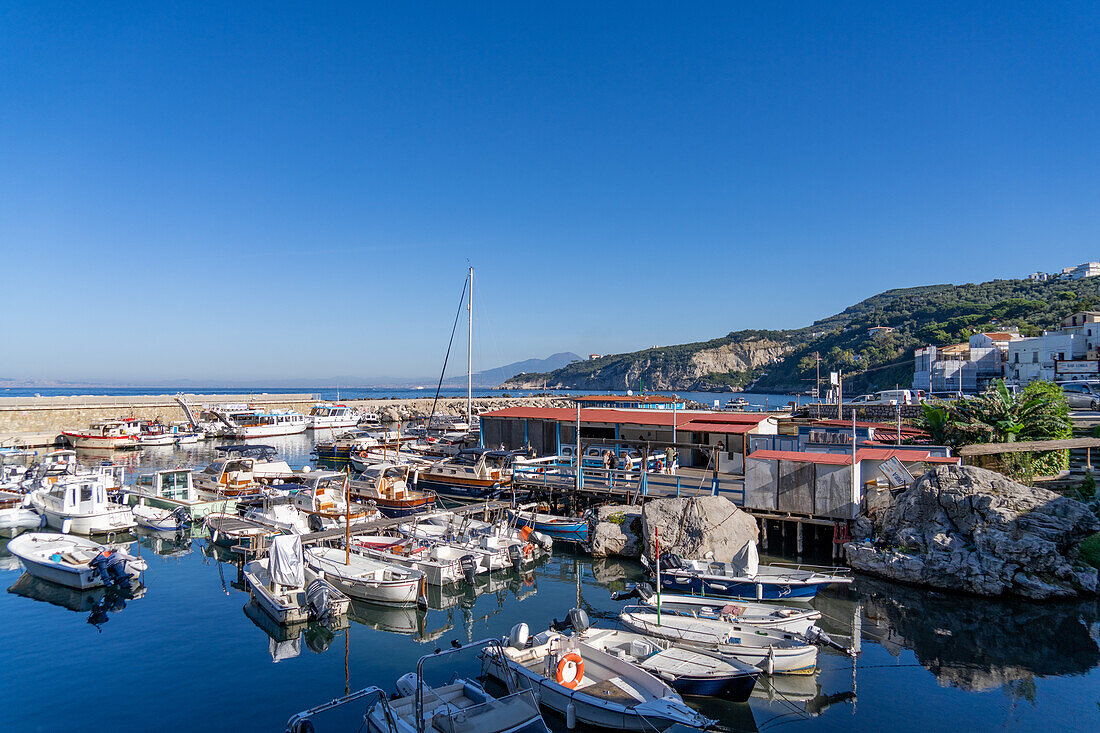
left=508, top=622, right=530, bottom=650
left=306, top=579, right=332, bottom=624
left=459, top=554, right=477, bottom=585
left=567, top=608, right=590, bottom=633
left=90, top=552, right=132, bottom=590
left=508, top=543, right=523, bottom=573
left=170, top=507, right=192, bottom=529
left=395, top=672, right=419, bottom=697
left=659, top=552, right=682, bottom=570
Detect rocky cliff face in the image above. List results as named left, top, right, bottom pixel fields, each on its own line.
left=506, top=338, right=790, bottom=390
left=846, top=465, right=1100, bottom=599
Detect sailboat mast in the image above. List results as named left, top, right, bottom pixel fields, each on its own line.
left=467, top=266, right=473, bottom=425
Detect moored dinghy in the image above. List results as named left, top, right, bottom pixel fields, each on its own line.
left=577, top=625, right=759, bottom=700
left=132, top=504, right=191, bottom=532
left=618, top=606, right=819, bottom=675
left=651, top=541, right=852, bottom=601
left=483, top=610, right=715, bottom=731
left=243, top=535, right=350, bottom=625
left=305, top=545, right=425, bottom=605
left=6, top=532, right=147, bottom=590
left=634, top=583, right=822, bottom=635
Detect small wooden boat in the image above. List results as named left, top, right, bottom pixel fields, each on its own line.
left=350, top=463, right=435, bottom=517
left=483, top=612, right=715, bottom=731
left=6, top=532, right=147, bottom=590
left=635, top=584, right=822, bottom=635
left=618, top=606, right=818, bottom=675
left=243, top=535, right=350, bottom=625
left=650, top=542, right=852, bottom=601
left=305, top=546, right=425, bottom=605
left=507, top=507, right=587, bottom=544
left=61, top=419, right=142, bottom=450
left=579, top=626, right=759, bottom=700
left=414, top=449, right=513, bottom=501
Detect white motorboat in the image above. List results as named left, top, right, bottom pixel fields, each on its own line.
left=397, top=521, right=499, bottom=573
left=291, top=474, right=377, bottom=530
left=306, top=403, right=360, bottom=431
left=6, top=532, right=147, bottom=589
left=287, top=639, right=550, bottom=733
left=618, top=606, right=819, bottom=675
left=352, top=535, right=474, bottom=586
left=193, top=445, right=313, bottom=497
left=61, top=419, right=141, bottom=450
left=244, top=499, right=313, bottom=535
left=305, top=546, right=425, bottom=605
left=578, top=625, right=759, bottom=700
left=198, top=403, right=307, bottom=438
left=130, top=468, right=235, bottom=519
left=132, top=504, right=191, bottom=531
left=29, top=474, right=136, bottom=534
left=243, top=535, right=350, bottom=625
left=484, top=615, right=715, bottom=731
left=634, top=584, right=822, bottom=635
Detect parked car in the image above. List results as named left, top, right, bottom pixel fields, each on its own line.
left=1057, top=381, right=1100, bottom=410
left=849, top=389, right=923, bottom=405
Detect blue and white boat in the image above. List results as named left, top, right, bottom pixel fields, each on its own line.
left=648, top=542, right=851, bottom=602
left=507, top=507, right=588, bottom=544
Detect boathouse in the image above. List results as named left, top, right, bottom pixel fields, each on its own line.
left=478, top=407, right=776, bottom=470
left=743, top=447, right=960, bottom=519
left=570, top=394, right=687, bottom=410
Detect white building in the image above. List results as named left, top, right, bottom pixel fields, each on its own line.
left=1007, top=332, right=1086, bottom=383
left=1060, top=262, right=1100, bottom=279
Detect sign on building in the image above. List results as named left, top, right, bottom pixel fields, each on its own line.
left=830, top=371, right=839, bottom=386
left=1055, top=360, right=1100, bottom=375
left=879, top=456, right=915, bottom=488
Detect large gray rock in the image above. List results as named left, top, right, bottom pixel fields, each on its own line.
left=586, top=505, right=643, bottom=559
left=846, top=465, right=1100, bottom=599
left=640, top=496, right=758, bottom=561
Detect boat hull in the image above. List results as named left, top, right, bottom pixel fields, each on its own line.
left=39, top=507, right=136, bottom=535
left=508, top=511, right=588, bottom=543
left=658, top=572, right=823, bottom=601
left=415, top=476, right=507, bottom=501
left=61, top=433, right=140, bottom=450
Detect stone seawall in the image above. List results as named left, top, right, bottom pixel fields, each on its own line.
left=0, top=393, right=573, bottom=446
left=801, top=403, right=924, bottom=421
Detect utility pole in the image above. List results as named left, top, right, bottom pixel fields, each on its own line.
left=814, top=352, right=821, bottom=401
left=467, top=266, right=473, bottom=425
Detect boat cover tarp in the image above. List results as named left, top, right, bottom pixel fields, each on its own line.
left=270, top=535, right=305, bottom=587
left=730, top=541, right=759, bottom=578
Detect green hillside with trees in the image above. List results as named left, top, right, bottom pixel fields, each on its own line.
left=505, top=275, right=1100, bottom=394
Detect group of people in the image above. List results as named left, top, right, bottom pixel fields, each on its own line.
left=599, top=445, right=679, bottom=485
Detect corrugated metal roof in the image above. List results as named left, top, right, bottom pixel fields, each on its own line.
left=746, top=448, right=960, bottom=465
left=677, top=420, right=756, bottom=434
left=479, top=406, right=769, bottom=428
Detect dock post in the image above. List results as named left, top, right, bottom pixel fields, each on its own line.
left=760, top=518, right=768, bottom=551
left=675, top=476, right=681, bottom=497
left=796, top=521, right=803, bottom=557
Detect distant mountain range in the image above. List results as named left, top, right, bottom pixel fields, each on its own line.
left=442, top=352, right=582, bottom=387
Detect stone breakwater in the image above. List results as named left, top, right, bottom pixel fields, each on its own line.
left=0, top=393, right=573, bottom=445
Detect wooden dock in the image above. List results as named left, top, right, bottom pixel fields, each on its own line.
left=296, top=501, right=509, bottom=545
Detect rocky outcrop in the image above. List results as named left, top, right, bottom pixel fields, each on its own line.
left=586, top=505, right=643, bottom=559
left=353, top=396, right=573, bottom=425
left=846, top=465, right=1100, bottom=599
left=503, top=339, right=790, bottom=391
left=640, top=496, right=758, bottom=561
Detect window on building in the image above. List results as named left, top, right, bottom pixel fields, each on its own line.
left=1032, top=352, right=1039, bottom=363
left=1059, top=352, right=1065, bottom=360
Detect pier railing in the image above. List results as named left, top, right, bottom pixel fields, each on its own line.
left=511, top=462, right=745, bottom=504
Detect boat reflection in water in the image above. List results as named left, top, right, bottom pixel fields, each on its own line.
left=857, top=577, right=1100, bottom=692
left=7, top=572, right=147, bottom=627
left=243, top=599, right=349, bottom=662
left=136, top=526, right=196, bottom=558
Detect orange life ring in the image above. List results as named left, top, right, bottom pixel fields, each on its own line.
left=519, top=526, right=533, bottom=542
left=556, top=653, right=584, bottom=689
left=522, top=542, right=534, bottom=557
left=523, top=573, right=534, bottom=586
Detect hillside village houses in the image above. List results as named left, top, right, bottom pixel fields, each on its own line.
left=914, top=311, right=1100, bottom=394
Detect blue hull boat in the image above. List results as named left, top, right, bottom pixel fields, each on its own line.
left=657, top=572, right=823, bottom=600
left=507, top=509, right=588, bottom=544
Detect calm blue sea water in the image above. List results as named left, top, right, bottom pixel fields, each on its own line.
left=1, top=435, right=1097, bottom=732
left=0, top=386, right=818, bottom=410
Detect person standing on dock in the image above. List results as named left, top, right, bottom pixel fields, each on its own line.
left=664, top=446, right=676, bottom=475
left=609, top=451, right=619, bottom=486
left=623, top=452, right=634, bottom=485
left=602, top=450, right=612, bottom=485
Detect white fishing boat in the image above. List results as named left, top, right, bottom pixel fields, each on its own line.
left=135, top=421, right=180, bottom=447
left=634, top=584, right=822, bottom=635
left=225, top=409, right=307, bottom=438
left=244, top=498, right=313, bottom=534
left=397, top=520, right=502, bottom=573
left=243, top=535, right=351, bottom=625
left=192, top=445, right=298, bottom=497
left=6, top=532, right=147, bottom=590
left=291, top=475, right=377, bottom=531
left=61, top=419, right=142, bottom=450
left=130, top=469, right=235, bottom=519
left=483, top=614, right=714, bottom=731
left=306, top=403, right=360, bottom=431
left=578, top=625, right=759, bottom=700
left=617, top=606, right=819, bottom=675
left=29, top=474, right=136, bottom=534
left=305, top=546, right=425, bottom=605
left=287, top=639, right=550, bottom=733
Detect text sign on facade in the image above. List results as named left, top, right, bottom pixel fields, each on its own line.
left=830, top=371, right=839, bottom=386
left=880, top=456, right=915, bottom=488
left=1055, top=360, right=1100, bottom=374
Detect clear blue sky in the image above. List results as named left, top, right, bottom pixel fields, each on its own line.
left=2, top=2, right=1098, bottom=382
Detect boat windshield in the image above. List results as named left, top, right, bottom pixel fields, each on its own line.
left=203, top=461, right=225, bottom=476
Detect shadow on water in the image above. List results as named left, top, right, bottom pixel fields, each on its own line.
left=855, top=576, right=1100, bottom=691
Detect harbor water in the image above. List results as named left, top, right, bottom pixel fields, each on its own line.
left=2, top=434, right=1098, bottom=732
